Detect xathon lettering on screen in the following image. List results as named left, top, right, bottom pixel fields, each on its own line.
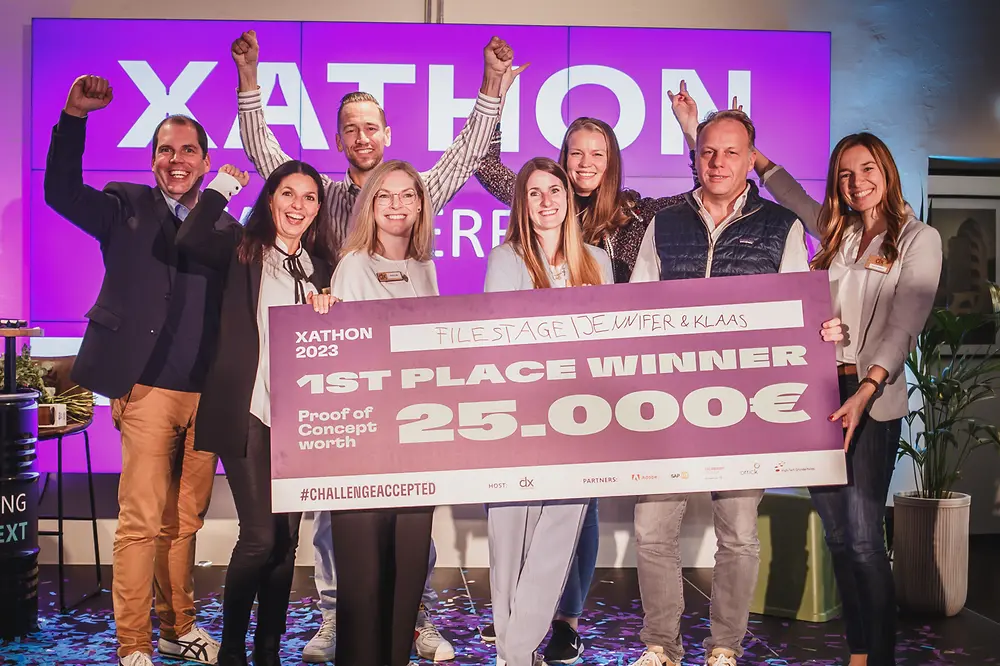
left=116, top=60, right=751, bottom=153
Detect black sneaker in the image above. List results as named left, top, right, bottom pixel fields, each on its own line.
left=542, top=620, right=584, bottom=664
left=480, top=623, right=496, bottom=643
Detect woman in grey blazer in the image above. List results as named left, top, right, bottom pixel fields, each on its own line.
left=754, top=133, right=942, bottom=666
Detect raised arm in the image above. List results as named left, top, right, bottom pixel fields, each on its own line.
left=176, top=168, right=246, bottom=271
left=420, top=36, right=507, bottom=212
left=474, top=124, right=516, bottom=206
left=754, top=152, right=824, bottom=239
left=43, top=76, right=126, bottom=243
left=232, top=30, right=332, bottom=188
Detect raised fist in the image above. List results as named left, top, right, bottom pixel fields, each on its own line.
left=483, top=36, right=513, bottom=76
left=231, top=30, right=259, bottom=69
left=219, top=164, right=250, bottom=188
left=65, top=75, right=113, bottom=117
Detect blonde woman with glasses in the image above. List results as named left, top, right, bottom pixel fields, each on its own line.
left=327, top=160, right=439, bottom=666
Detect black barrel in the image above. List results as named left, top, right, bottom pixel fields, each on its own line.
left=0, top=389, right=40, bottom=639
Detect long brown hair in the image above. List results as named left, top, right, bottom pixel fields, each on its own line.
left=811, top=133, right=906, bottom=270
left=342, top=160, right=434, bottom=261
left=237, top=160, right=335, bottom=268
left=557, top=118, right=631, bottom=245
left=506, top=157, right=605, bottom=289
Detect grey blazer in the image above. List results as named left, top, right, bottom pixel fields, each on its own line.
left=763, top=167, right=942, bottom=421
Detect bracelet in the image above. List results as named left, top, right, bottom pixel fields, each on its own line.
left=859, top=377, right=881, bottom=394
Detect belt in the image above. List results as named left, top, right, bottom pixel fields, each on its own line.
left=837, top=364, right=858, bottom=376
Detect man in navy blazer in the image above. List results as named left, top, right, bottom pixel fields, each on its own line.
left=44, top=75, right=235, bottom=666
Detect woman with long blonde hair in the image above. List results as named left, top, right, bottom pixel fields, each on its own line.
left=483, top=157, right=612, bottom=666
left=324, top=159, right=441, bottom=666
left=753, top=134, right=941, bottom=666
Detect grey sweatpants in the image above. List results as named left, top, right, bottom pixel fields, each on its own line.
left=488, top=500, right=588, bottom=666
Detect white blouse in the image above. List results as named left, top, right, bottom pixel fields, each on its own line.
left=331, top=251, right=439, bottom=301
left=250, top=238, right=318, bottom=426
left=828, top=223, right=887, bottom=365
left=483, top=242, right=614, bottom=292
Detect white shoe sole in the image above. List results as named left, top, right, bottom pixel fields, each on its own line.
left=302, top=651, right=336, bottom=664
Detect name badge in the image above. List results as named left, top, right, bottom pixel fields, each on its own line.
left=377, top=271, right=409, bottom=283
left=864, top=255, right=892, bottom=274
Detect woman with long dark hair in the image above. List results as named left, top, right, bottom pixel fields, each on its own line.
left=483, top=157, right=613, bottom=666
left=176, top=160, right=336, bottom=666
left=753, top=135, right=942, bottom=666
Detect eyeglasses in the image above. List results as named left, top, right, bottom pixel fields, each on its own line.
left=375, top=190, right=418, bottom=207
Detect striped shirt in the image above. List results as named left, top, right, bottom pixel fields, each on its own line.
left=237, top=88, right=501, bottom=251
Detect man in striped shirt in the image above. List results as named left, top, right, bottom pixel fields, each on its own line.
left=232, top=29, right=507, bottom=253
left=230, top=29, right=510, bottom=664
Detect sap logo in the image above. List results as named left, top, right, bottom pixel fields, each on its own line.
left=116, top=60, right=752, bottom=155
left=519, top=477, right=535, bottom=489
left=582, top=477, right=617, bottom=484
left=488, top=482, right=507, bottom=490
left=669, top=471, right=689, bottom=480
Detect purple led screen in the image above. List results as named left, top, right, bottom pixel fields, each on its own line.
left=27, top=19, right=830, bottom=472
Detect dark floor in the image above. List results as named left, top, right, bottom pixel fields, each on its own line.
left=3, top=538, right=1000, bottom=665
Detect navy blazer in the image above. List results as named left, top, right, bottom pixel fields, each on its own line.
left=42, top=113, right=236, bottom=399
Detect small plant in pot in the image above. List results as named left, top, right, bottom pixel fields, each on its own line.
left=894, top=306, right=1000, bottom=616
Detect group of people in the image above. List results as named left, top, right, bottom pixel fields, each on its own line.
left=42, top=26, right=940, bottom=666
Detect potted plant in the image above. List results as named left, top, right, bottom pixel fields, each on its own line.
left=0, top=344, right=95, bottom=424
left=894, top=307, right=1000, bottom=616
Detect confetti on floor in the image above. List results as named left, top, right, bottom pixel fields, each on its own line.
left=1, top=567, right=998, bottom=665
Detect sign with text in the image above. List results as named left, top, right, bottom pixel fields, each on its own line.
left=268, top=271, right=846, bottom=512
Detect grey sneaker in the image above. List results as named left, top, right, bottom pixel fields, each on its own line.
left=302, top=615, right=337, bottom=663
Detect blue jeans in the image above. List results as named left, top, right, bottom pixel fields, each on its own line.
left=558, top=497, right=599, bottom=618
left=810, top=374, right=902, bottom=666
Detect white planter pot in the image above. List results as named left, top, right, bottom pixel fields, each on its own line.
left=892, top=491, right=970, bottom=616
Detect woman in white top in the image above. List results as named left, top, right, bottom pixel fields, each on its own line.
left=175, top=160, right=336, bottom=666
left=753, top=135, right=942, bottom=666
left=483, top=157, right=613, bottom=666
left=324, top=160, right=439, bottom=666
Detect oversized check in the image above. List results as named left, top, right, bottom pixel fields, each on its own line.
left=268, top=271, right=846, bottom=511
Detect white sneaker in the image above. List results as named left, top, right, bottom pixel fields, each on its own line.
left=628, top=648, right=678, bottom=666
left=120, top=653, right=155, bottom=666
left=414, top=609, right=456, bottom=661
left=707, top=648, right=737, bottom=666
left=158, top=627, right=220, bottom=665
left=303, top=615, right=337, bottom=663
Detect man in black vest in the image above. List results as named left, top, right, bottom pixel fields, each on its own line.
left=626, top=110, right=836, bottom=666
left=44, top=75, right=236, bottom=666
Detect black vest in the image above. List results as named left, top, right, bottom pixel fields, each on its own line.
left=653, top=181, right=798, bottom=281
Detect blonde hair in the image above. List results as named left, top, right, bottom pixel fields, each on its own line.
left=342, top=160, right=434, bottom=261
left=507, top=157, right=604, bottom=289
left=811, top=133, right=905, bottom=270
left=557, top=117, right=631, bottom=244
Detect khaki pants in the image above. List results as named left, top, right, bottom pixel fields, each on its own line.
left=110, top=385, right=217, bottom=658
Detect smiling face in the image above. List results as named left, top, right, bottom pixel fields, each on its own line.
left=374, top=169, right=422, bottom=241
left=564, top=128, right=608, bottom=196
left=269, top=173, right=321, bottom=248
left=151, top=121, right=210, bottom=200
left=525, top=169, right=568, bottom=233
left=696, top=117, right=755, bottom=202
left=837, top=144, right=886, bottom=214
left=336, top=101, right=390, bottom=174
